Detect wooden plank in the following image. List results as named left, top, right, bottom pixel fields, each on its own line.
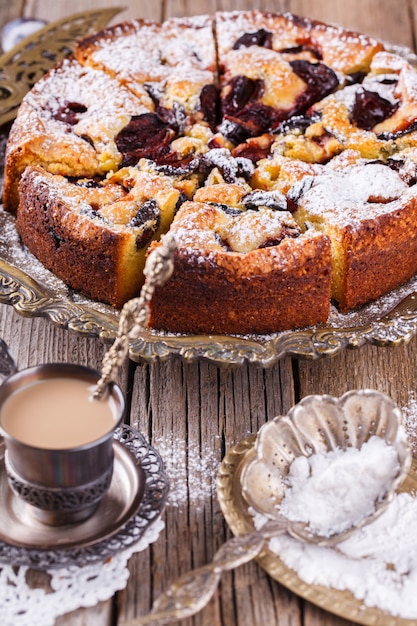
left=297, top=336, right=417, bottom=414
left=121, top=356, right=297, bottom=625
left=0, top=304, right=108, bottom=372
left=287, top=0, right=415, bottom=47
left=0, top=1, right=24, bottom=41
left=24, top=0, right=162, bottom=24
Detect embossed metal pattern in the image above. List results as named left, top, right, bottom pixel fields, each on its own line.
left=5, top=453, right=113, bottom=511
left=241, top=390, right=411, bottom=541
left=0, top=425, right=169, bottom=569
left=0, top=8, right=123, bottom=127
left=2, top=250, right=417, bottom=366
left=217, top=436, right=417, bottom=626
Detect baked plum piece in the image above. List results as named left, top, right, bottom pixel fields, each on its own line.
left=215, top=10, right=384, bottom=145
left=268, top=51, right=417, bottom=164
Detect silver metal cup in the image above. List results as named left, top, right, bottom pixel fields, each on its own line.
left=0, top=363, right=125, bottom=526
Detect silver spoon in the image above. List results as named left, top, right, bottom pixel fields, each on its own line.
left=124, top=390, right=412, bottom=625
left=1, top=18, right=47, bottom=53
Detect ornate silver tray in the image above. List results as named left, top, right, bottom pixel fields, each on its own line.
left=217, top=435, right=417, bottom=626
left=2, top=205, right=417, bottom=367
left=1, top=28, right=417, bottom=368
left=0, top=425, right=169, bottom=569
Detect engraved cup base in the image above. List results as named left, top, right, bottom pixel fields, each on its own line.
left=5, top=452, right=113, bottom=526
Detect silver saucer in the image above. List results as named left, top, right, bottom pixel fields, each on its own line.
left=0, top=425, right=169, bottom=569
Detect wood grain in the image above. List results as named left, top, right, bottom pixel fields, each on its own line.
left=1, top=1, right=417, bottom=625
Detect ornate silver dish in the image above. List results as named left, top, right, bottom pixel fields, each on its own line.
left=0, top=425, right=169, bottom=569
left=240, top=390, right=411, bottom=542
left=1, top=31, right=417, bottom=367
left=2, top=204, right=417, bottom=367
left=217, top=434, right=417, bottom=626
left=127, top=391, right=412, bottom=626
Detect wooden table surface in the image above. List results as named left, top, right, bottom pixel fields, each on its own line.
left=1, top=0, right=417, bottom=624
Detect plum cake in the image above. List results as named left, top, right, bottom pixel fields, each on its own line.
left=5, top=10, right=417, bottom=334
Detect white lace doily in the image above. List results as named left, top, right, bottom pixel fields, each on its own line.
left=0, top=517, right=164, bottom=626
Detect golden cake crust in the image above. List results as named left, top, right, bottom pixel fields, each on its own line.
left=292, top=161, right=417, bottom=310
left=147, top=201, right=332, bottom=334
left=16, top=166, right=179, bottom=307
left=6, top=10, right=417, bottom=335
left=3, top=56, right=153, bottom=213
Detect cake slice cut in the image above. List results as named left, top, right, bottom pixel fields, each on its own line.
left=268, top=50, right=417, bottom=165
left=3, top=56, right=154, bottom=213
left=291, top=161, right=417, bottom=311
left=215, top=11, right=384, bottom=75
left=214, top=10, right=384, bottom=147
left=16, top=166, right=181, bottom=307
left=147, top=189, right=332, bottom=335
left=74, top=15, right=218, bottom=129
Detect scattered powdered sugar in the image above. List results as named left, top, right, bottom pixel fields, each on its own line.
left=401, top=393, right=417, bottom=454
left=300, top=162, right=410, bottom=225
left=278, top=436, right=400, bottom=537
left=265, top=492, right=417, bottom=619
left=152, top=434, right=220, bottom=510
left=251, top=435, right=417, bottom=619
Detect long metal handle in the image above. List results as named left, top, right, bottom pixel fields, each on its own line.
left=125, top=520, right=287, bottom=626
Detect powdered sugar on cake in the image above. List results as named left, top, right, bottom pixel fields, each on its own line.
left=297, top=162, right=410, bottom=225
left=5, top=9, right=417, bottom=334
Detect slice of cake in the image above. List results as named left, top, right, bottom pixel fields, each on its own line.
left=268, top=50, right=417, bottom=165
left=290, top=161, right=417, bottom=311
left=16, top=166, right=182, bottom=307
left=74, top=15, right=218, bottom=129
left=214, top=11, right=384, bottom=147
left=147, top=188, right=332, bottom=335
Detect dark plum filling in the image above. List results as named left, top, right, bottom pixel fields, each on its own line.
left=222, top=76, right=264, bottom=117
left=220, top=76, right=278, bottom=141
left=129, top=199, right=161, bottom=247
left=286, top=176, right=315, bottom=212
left=345, top=71, right=367, bottom=85
left=144, top=83, right=187, bottom=131
left=351, top=88, right=399, bottom=130
left=220, top=61, right=338, bottom=143
left=289, top=60, right=339, bottom=111
left=233, top=29, right=273, bottom=49
left=259, top=226, right=300, bottom=248
left=387, top=157, right=417, bottom=186
left=199, top=83, right=220, bottom=130
left=115, top=113, right=175, bottom=167
left=210, top=203, right=242, bottom=216
left=242, top=190, right=287, bottom=211
left=155, top=156, right=201, bottom=176
left=274, top=112, right=322, bottom=135
left=51, top=100, right=87, bottom=125
left=278, top=44, right=322, bottom=60
left=68, top=177, right=103, bottom=188
left=200, top=148, right=254, bottom=184
left=377, top=119, right=417, bottom=141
